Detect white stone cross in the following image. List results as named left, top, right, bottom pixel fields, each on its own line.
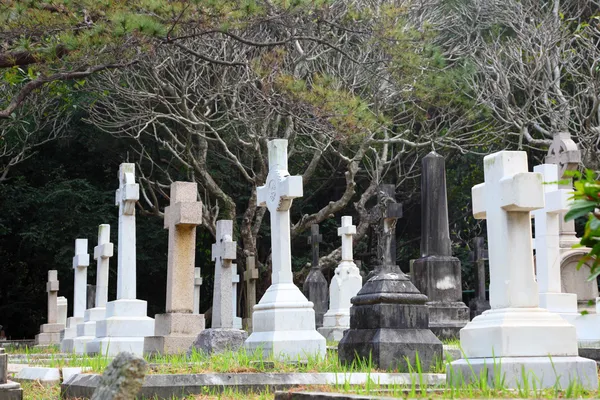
left=164, top=182, right=202, bottom=313
left=472, top=151, right=544, bottom=309
left=46, top=270, right=59, bottom=324
left=211, top=220, right=237, bottom=329
left=194, top=267, right=202, bottom=315
left=73, top=239, right=90, bottom=319
left=93, top=224, right=113, bottom=309
left=339, top=216, right=356, bottom=262
left=115, top=163, right=139, bottom=300
left=256, top=139, right=303, bottom=284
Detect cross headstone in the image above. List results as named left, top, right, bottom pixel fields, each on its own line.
left=244, top=139, right=325, bottom=358
left=243, top=256, right=258, bottom=331
left=534, top=164, right=577, bottom=312
left=46, top=270, right=59, bottom=325
left=94, top=224, right=113, bottom=310
left=115, top=163, right=139, bottom=300
left=211, top=220, right=236, bottom=329
left=319, top=216, right=362, bottom=341
left=232, top=266, right=243, bottom=329
left=302, top=224, right=328, bottom=328
left=73, top=239, right=90, bottom=319
left=194, top=267, right=202, bottom=315
left=164, top=182, right=203, bottom=313
left=467, top=237, right=490, bottom=318
left=376, top=184, right=403, bottom=269
left=448, top=151, right=597, bottom=390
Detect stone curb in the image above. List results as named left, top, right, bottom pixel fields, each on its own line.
left=274, top=392, right=402, bottom=400
left=62, top=372, right=446, bottom=399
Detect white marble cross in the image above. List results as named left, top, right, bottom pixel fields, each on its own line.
left=256, top=139, right=303, bottom=285
left=115, top=163, right=139, bottom=300
left=472, top=151, right=544, bottom=309
left=339, top=216, right=356, bottom=262
left=194, top=267, right=202, bottom=315
left=73, top=239, right=90, bottom=318
left=93, top=225, right=113, bottom=309
left=164, top=182, right=202, bottom=313
left=211, top=220, right=236, bottom=329
left=46, top=270, right=59, bottom=324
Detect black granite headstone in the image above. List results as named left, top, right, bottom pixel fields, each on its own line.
left=468, top=237, right=490, bottom=319
left=338, top=184, right=442, bottom=371
left=302, top=224, right=328, bottom=328
left=412, top=152, right=469, bottom=339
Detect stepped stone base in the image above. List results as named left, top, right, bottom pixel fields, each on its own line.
left=144, top=313, right=205, bottom=355
left=427, top=301, right=470, bottom=339
left=0, top=381, right=23, bottom=400
left=448, top=356, right=598, bottom=389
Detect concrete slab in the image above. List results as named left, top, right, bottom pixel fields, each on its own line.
left=274, top=392, right=397, bottom=400
left=14, top=367, right=60, bottom=386
left=62, top=372, right=446, bottom=399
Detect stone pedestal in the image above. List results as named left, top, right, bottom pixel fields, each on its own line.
left=61, top=317, right=83, bottom=352
left=144, top=313, right=205, bottom=355
left=34, top=323, right=64, bottom=347
left=448, top=151, right=598, bottom=390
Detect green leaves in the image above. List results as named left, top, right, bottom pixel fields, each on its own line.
left=564, top=199, right=596, bottom=221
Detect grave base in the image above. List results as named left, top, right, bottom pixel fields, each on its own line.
left=89, top=299, right=154, bottom=356
left=318, top=310, right=350, bottom=342
left=317, top=327, right=347, bottom=342
left=427, top=301, right=470, bottom=340
left=189, top=328, right=248, bottom=355
left=244, top=283, right=326, bottom=360
left=73, top=311, right=104, bottom=355
left=468, top=298, right=490, bottom=320
left=560, top=311, right=600, bottom=344
left=34, top=323, right=64, bottom=346
left=447, top=356, right=598, bottom=389
left=0, top=381, right=23, bottom=400
left=144, top=313, right=205, bottom=355
left=61, top=317, right=83, bottom=353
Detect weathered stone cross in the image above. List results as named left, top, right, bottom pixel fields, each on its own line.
left=546, top=132, right=581, bottom=180
left=93, top=224, right=113, bottom=310
left=256, top=139, right=303, bottom=284
left=243, top=256, right=258, bottom=331
left=73, top=239, right=90, bottom=319
left=46, top=270, right=60, bottom=324
left=211, top=220, right=236, bottom=329
left=376, top=184, right=403, bottom=269
left=533, top=164, right=574, bottom=309
left=308, top=224, right=323, bottom=269
left=472, top=151, right=544, bottom=308
left=115, top=163, right=139, bottom=300
left=194, top=267, right=202, bottom=315
left=164, top=182, right=202, bottom=314
left=468, top=237, right=488, bottom=302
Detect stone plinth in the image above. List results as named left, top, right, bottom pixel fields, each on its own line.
left=339, top=185, right=442, bottom=371
left=319, top=216, right=362, bottom=342
left=244, top=140, right=325, bottom=359
left=144, top=313, right=205, bottom=355
left=412, top=152, right=469, bottom=339
left=448, top=151, right=597, bottom=390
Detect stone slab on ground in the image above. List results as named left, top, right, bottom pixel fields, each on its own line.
left=274, top=392, right=401, bottom=400
left=0, top=381, right=23, bottom=400
left=448, top=356, right=598, bottom=389
left=13, top=367, right=61, bottom=386
left=62, top=372, right=446, bottom=399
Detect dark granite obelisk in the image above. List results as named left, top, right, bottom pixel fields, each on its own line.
left=338, top=184, right=442, bottom=371
left=468, top=237, right=490, bottom=319
left=413, top=152, right=469, bottom=339
left=302, top=224, right=328, bottom=328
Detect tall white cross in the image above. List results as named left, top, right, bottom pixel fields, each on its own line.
left=194, top=267, right=202, bottom=315
left=533, top=164, right=572, bottom=296
left=73, top=239, right=90, bottom=319
left=338, top=216, right=356, bottom=262
left=256, top=139, right=303, bottom=284
left=164, top=181, right=202, bottom=313
left=115, top=163, right=139, bottom=300
left=94, top=224, right=113, bottom=309
left=211, top=220, right=236, bottom=329
left=472, top=151, right=545, bottom=309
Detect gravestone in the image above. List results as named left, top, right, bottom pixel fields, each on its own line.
left=448, top=151, right=597, bottom=389
left=57, top=297, right=67, bottom=327
left=91, top=163, right=154, bottom=356
left=145, top=182, right=205, bottom=355
left=232, top=267, right=243, bottom=329
left=318, top=216, right=362, bottom=341
left=0, top=348, right=22, bottom=400
left=243, top=256, right=258, bottom=332
left=338, top=185, right=442, bottom=371
left=190, top=220, right=246, bottom=355
left=244, top=139, right=326, bottom=359
left=90, top=352, right=146, bottom=400
left=467, top=237, right=490, bottom=319
left=62, top=239, right=89, bottom=352
left=412, top=152, right=469, bottom=339
left=194, top=267, right=202, bottom=315
left=534, top=164, right=600, bottom=347
left=302, top=224, right=328, bottom=329
left=74, top=225, right=114, bottom=354
left=546, top=133, right=598, bottom=310
left=34, top=270, right=64, bottom=346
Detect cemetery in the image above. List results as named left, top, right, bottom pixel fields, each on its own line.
left=2, top=2, right=600, bottom=399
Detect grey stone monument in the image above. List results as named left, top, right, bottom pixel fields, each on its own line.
left=468, top=237, right=490, bottom=319
left=0, top=348, right=22, bottom=400
left=338, top=184, right=443, bottom=371
left=243, top=256, right=258, bottom=332
left=34, top=270, right=64, bottom=346
left=412, top=152, right=469, bottom=338
left=302, top=224, right=328, bottom=328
